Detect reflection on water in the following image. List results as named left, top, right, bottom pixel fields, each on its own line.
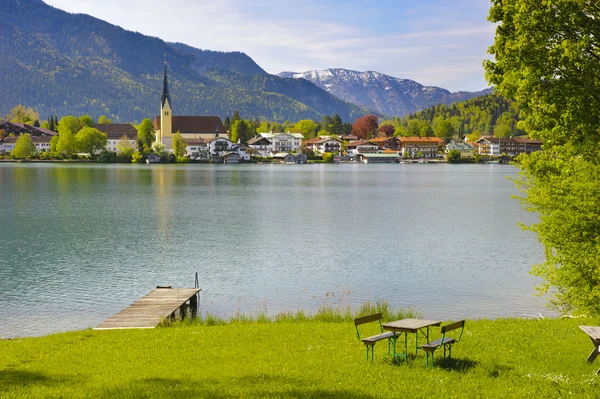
left=0, top=163, right=549, bottom=338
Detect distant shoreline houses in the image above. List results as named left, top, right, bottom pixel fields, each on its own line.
left=0, top=64, right=543, bottom=163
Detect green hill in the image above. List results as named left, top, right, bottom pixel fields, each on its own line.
left=0, top=0, right=368, bottom=123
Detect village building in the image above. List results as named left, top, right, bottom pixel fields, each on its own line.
left=272, top=152, right=296, bottom=164
left=0, top=121, right=56, bottom=137
left=93, top=124, right=137, bottom=153
left=368, top=136, right=398, bottom=150
left=475, top=136, right=543, bottom=156
left=154, top=64, right=227, bottom=150
left=247, top=136, right=272, bottom=157
left=258, top=132, right=303, bottom=154
left=346, top=140, right=380, bottom=156
left=445, top=142, right=475, bottom=158
left=398, top=136, right=443, bottom=158
left=185, top=138, right=207, bottom=160
left=352, top=153, right=401, bottom=163
left=0, top=134, right=52, bottom=154
left=305, top=136, right=342, bottom=156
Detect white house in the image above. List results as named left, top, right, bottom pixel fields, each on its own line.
left=185, top=138, right=208, bottom=159
left=247, top=136, right=272, bottom=157
left=0, top=135, right=52, bottom=154
left=259, top=131, right=304, bottom=154
left=206, top=137, right=234, bottom=157
left=346, top=140, right=380, bottom=156
left=93, top=124, right=138, bottom=153
left=305, top=137, right=342, bottom=156
left=445, top=142, right=475, bottom=158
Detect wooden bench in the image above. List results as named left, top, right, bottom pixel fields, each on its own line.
left=579, top=326, right=600, bottom=375
left=421, top=320, right=465, bottom=367
left=354, top=313, right=396, bottom=361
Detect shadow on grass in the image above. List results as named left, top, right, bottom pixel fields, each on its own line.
left=438, top=357, right=478, bottom=372
left=95, top=375, right=378, bottom=398
left=0, top=369, right=77, bottom=390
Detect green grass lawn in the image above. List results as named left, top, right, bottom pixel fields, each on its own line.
left=1, top=317, right=599, bottom=398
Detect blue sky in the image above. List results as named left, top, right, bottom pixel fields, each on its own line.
left=44, top=0, right=495, bottom=92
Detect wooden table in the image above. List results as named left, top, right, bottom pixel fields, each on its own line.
left=382, top=318, right=442, bottom=361
left=579, top=326, right=600, bottom=375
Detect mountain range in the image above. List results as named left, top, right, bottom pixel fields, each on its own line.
left=278, top=69, right=492, bottom=117
left=1, top=0, right=490, bottom=123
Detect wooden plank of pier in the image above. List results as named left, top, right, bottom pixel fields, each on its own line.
left=94, top=287, right=200, bottom=330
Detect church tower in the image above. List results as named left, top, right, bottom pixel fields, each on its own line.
left=158, top=63, right=173, bottom=148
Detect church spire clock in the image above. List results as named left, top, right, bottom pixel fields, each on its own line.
left=158, top=62, right=173, bottom=147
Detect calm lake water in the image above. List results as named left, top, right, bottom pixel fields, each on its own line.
left=0, top=163, right=550, bottom=338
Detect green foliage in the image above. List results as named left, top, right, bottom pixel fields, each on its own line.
left=75, top=127, right=107, bottom=161
left=486, top=0, right=600, bottom=315
left=6, top=105, right=39, bottom=124
left=56, top=129, right=76, bottom=156
left=97, top=150, right=117, bottom=163
left=137, top=118, right=155, bottom=150
left=172, top=132, right=187, bottom=157
left=434, top=120, right=455, bottom=140
left=97, top=115, right=112, bottom=124
left=446, top=150, right=461, bottom=163
left=230, top=120, right=253, bottom=144
left=79, top=115, right=94, bottom=128
left=10, top=134, right=36, bottom=158
left=1, top=316, right=600, bottom=398
left=116, top=135, right=134, bottom=159
left=57, top=116, right=82, bottom=137
left=295, top=119, right=318, bottom=139
left=176, top=155, right=191, bottom=163
left=322, top=152, right=334, bottom=163
left=131, top=150, right=144, bottom=163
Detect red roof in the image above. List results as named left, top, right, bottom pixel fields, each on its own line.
left=153, top=116, right=226, bottom=134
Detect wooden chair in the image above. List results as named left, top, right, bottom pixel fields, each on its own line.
left=354, top=313, right=396, bottom=361
left=421, top=320, right=465, bottom=367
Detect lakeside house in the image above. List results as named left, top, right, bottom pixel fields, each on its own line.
left=476, top=136, right=543, bottom=156
left=398, top=136, right=443, bottom=158
left=258, top=132, right=304, bottom=154
left=247, top=136, right=272, bottom=157
left=346, top=140, right=380, bottom=156
left=93, top=123, right=138, bottom=153
left=445, top=142, right=475, bottom=158
left=353, top=153, right=401, bottom=163
left=304, top=136, right=342, bottom=156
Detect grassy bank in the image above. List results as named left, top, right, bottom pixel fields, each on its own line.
left=1, top=315, right=599, bottom=398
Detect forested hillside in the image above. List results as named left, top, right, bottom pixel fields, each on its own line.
left=379, top=93, right=524, bottom=141
left=0, top=0, right=367, bottom=122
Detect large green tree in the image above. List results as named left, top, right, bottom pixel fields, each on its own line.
left=75, top=127, right=107, bottom=160
left=6, top=105, right=39, bottom=124
left=230, top=120, right=253, bottom=144
left=172, top=132, right=187, bottom=157
left=56, top=129, right=77, bottom=155
left=10, top=134, right=36, bottom=158
left=137, top=118, right=155, bottom=150
left=485, top=0, right=600, bottom=315
left=57, top=116, right=82, bottom=137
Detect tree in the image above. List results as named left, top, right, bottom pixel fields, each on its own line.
left=322, top=152, right=334, bottom=163
left=137, top=118, right=155, bottom=150
left=231, top=110, right=241, bottom=124
left=75, top=127, right=107, bottom=160
left=97, top=115, right=112, bottom=124
left=256, top=121, right=270, bottom=134
left=10, top=134, right=36, bottom=158
left=117, top=135, right=134, bottom=158
left=485, top=0, right=600, bottom=315
left=57, top=116, right=82, bottom=137
left=50, top=135, right=59, bottom=153
left=79, top=115, right=95, bottom=128
left=295, top=119, right=318, bottom=139
left=6, top=105, right=39, bottom=124
left=223, top=116, right=231, bottom=132
left=378, top=124, right=395, bottom=137
left=352, top=115, right=378, bottom=139
left=331, top=114, right=343, bottom=134
left=434, top=120, right=455, bottom=140
left=230, top=120, right=253, bottom=144
left=56, top=129, right=77, bottom=155
left=393, top=126, right=407, bottom=137
left=172, top=132, right=187, bottom=157
left=446, top=149, right=461, bottom=163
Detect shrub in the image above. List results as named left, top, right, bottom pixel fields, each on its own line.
left=97, top=150, right=117, bottom=163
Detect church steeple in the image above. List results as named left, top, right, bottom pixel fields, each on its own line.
left=161, top=62, right=171, bottom=108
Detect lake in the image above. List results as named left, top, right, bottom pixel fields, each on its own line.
left=0, top=163, right=550, bottom=338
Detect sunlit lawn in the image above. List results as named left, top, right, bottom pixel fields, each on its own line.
left=1, top=317, right=599, bottom=398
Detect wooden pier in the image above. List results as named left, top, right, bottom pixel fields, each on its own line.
left=95, top=287, right=200, bottom=330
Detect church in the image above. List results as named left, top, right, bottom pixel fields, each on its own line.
left=154, top=64, right=228, bottom=149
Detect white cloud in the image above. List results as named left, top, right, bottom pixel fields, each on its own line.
left=44, top=0, right=495, bottom=91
